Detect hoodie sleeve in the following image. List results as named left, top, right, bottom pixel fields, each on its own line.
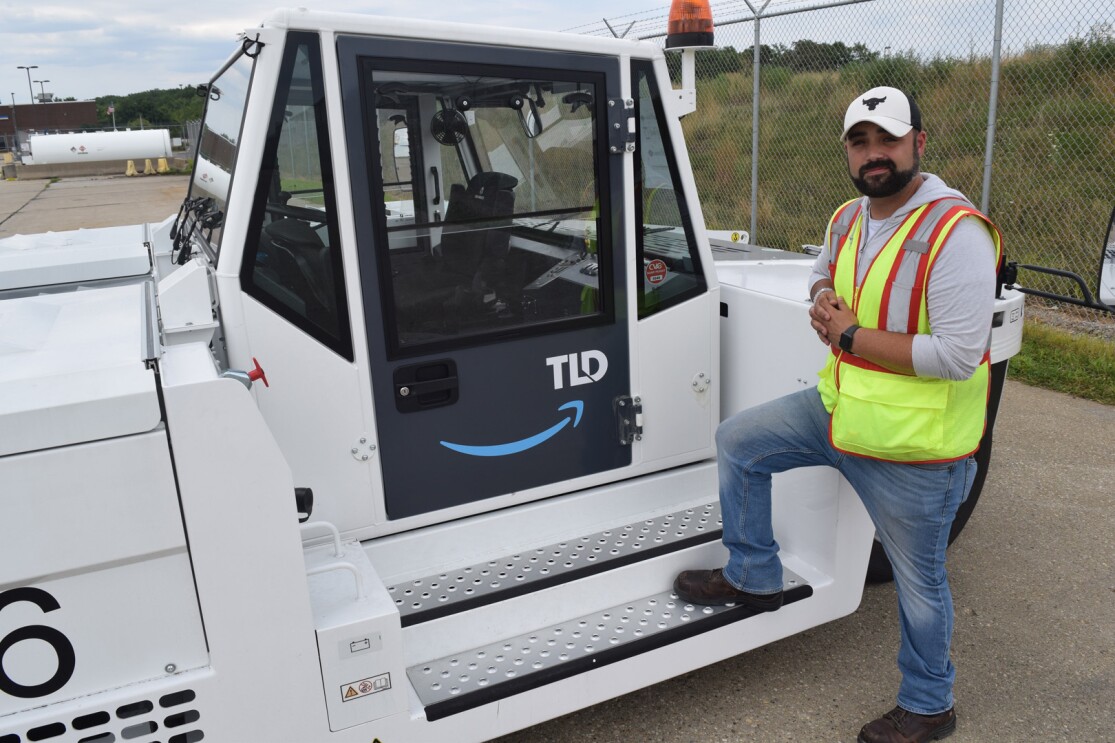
left=910, top=217, right=998, bottom=380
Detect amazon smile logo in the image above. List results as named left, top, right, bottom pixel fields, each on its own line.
left=440, top=401, right=584, bottom=457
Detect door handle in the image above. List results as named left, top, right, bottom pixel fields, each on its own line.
left=397, top=376, right=458, bottom=398
left=393, top=359, right=459, bottom=412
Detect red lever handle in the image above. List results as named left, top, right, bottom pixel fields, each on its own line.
left=247, top=357, right=269, bottom=388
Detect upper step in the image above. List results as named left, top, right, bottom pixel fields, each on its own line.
left=387, top=501, right=722, bottom=626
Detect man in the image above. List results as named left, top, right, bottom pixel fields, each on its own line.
left=674, top=86, right=1001, bottom=743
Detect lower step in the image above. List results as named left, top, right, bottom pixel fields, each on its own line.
left=408, top=569, right=811, bottom=721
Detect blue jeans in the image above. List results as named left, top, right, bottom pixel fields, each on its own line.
left=717, top=388, right=976, bottom=715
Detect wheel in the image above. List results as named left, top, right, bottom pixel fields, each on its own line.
left=865, top=360, right=1009, bottom=583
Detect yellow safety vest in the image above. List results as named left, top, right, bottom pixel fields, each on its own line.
left=816, top=197, right=1003, bottom=462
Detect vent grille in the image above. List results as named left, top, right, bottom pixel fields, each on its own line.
left=1, top=688, right=201, bottom=743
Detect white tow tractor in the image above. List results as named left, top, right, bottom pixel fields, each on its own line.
left=0, top=6, right=1026, bottom=742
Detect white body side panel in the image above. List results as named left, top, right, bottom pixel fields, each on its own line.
left=0, top=284, right=161, bottom=456
left=0, top=432, right=208, bottom=717
left=157, top=346, right=330, bottom=740
left=0, top=225, right=150, bottom=291
left=716, top=259, right=828, bottom=418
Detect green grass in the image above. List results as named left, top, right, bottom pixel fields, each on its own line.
left=1007, top=320, right=1115, bottom=404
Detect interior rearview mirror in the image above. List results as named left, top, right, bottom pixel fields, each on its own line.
left=518, top=98, right=542, bottom=139
left=1099, top=204, right=1115, bottom=307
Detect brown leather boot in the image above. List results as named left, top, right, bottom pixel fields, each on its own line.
left=857, top=706, right=956, bottom=743
left=672, top=568, right=783, bottom=610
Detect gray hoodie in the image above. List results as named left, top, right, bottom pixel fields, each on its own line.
left=808, top=173, right=998, bottom=381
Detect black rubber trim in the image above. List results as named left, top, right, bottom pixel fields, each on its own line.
left=401, top=528, right=723, bottom=627
left=422, top=582, right=812, bottom=721
left=665, top=32, right=714, bottom=49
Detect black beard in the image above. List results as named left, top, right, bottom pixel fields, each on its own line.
left=849, top=144, right=920, bottom=198
left=850, top=160, right=918, bottom=198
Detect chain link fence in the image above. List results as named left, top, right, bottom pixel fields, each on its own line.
left=572, top=0, right=1115, bottom=310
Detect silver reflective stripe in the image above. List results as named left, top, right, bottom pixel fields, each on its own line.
left=885, top=199, right=974, bottom=333
left=827, top=200, right=863, bottom=256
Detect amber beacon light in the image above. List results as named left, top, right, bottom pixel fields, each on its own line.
left=665, top=0, right=715, bottom=49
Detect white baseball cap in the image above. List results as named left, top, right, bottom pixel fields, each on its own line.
left=842, top=86, right=922, bottom=140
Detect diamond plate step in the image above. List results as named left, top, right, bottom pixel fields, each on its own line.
left=408, top=570, right=811, bottom=721
left=387, top=502, right=722, bottom=627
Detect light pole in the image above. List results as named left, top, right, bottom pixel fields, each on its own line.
left=33, top=80, right=49, bottom=102
left=9, top=92, right=19, bottom=159
left=16, top=66, right=37, bottom=104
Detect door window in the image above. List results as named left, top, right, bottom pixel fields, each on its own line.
left=362, top=62, right=611, bottom=357
left=240, top=33, right=352, bottom=359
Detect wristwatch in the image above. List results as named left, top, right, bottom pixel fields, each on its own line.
left=839, top=324, right=860, bottom=353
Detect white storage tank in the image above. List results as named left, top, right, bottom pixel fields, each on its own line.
left=28, top=129, right=173, bottom=165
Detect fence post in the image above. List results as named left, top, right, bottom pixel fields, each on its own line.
left=744, top=1, right=771, bottom=244
left=980, top=0, right=1005, bottom=215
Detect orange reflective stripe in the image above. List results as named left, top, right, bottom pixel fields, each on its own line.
left=836, top=350, right=913, bottom=376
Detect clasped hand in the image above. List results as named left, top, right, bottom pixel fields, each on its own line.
left=809, top=293, right=859, bottom=349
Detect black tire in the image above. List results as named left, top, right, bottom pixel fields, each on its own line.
left=865, top=359, right=1009, bottom=583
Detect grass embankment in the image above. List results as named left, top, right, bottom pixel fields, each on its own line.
left=1009, top=319, right=1115, bottom=405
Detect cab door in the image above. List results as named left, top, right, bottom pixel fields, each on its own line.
left=338, top=37, right=630, bottom=520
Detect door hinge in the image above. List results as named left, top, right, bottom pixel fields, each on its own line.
left=607, top=98, right=636, bottom=155
left=615, top=395, right=643, bottom=445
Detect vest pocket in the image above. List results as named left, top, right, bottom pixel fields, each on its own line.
left=831, top=368, right=949, bottom=459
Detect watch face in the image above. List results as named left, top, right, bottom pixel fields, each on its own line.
left=840, top=326, right=857, bottom=352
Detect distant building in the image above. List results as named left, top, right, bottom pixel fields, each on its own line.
left=0, top=101, right=99, bottom=153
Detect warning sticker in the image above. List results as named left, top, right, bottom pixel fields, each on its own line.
left=730, top=231, right=741, bottom=243
left=645, top=259, right=668, bottom=286
left=340, top=673, right=391, bottom=702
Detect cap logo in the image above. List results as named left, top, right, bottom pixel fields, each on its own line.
left=862, top=96, right=887, bottom=110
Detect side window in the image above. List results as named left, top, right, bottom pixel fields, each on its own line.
left=241, top=33, right=353, bottom=360
left=633, top=61, right=707, bottom=318
left=362, top=62, right=610, bottom=356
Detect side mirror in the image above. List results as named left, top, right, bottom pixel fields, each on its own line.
left=1099, top=204, right=1115, bottom=307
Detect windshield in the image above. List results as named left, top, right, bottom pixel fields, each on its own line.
left=186, top=48, right=255, bottom=253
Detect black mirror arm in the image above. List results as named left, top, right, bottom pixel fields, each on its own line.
left=1006, top=261, right=1114, bottom=314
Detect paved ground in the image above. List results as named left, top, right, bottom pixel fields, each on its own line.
left=2, top=176, right=1111, bottom=743
left=0, top=174, right=188, bottom=238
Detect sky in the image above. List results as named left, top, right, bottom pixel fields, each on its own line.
left=0, top=1, right=662, bottom=104
left=1, top=0, right=1107, bottom=104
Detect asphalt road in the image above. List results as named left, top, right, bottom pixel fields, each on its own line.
left=2, top=176, right=1111, bottom=743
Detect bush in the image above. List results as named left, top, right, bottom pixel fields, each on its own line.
left=840, top=53, right=923, bottom=96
